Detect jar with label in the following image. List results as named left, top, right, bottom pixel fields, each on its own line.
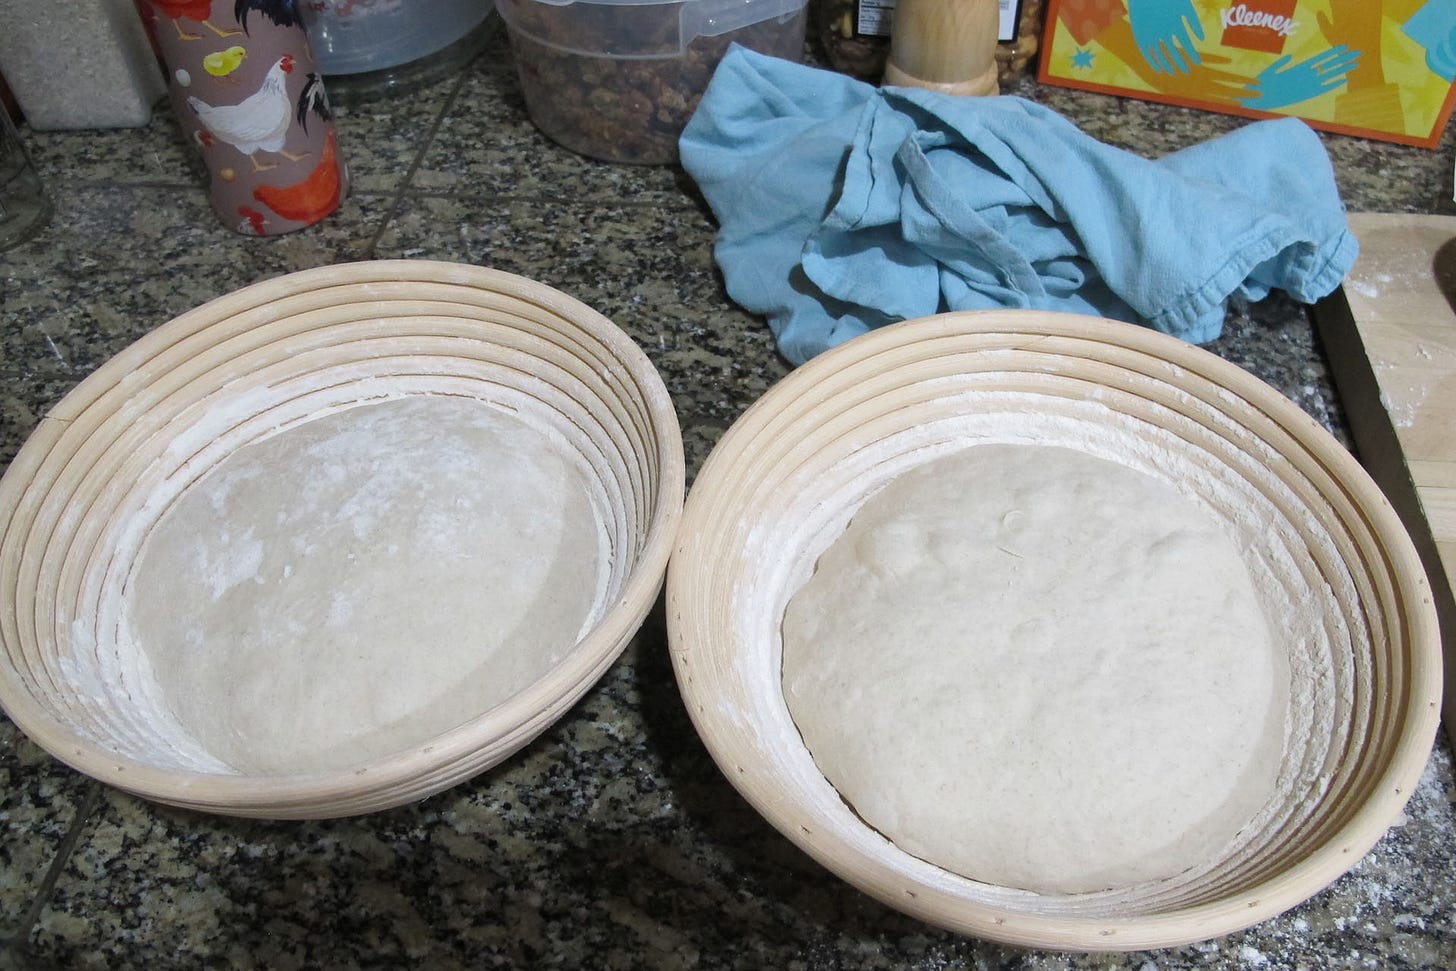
left=813, top=0, right=1043, bottom=84
left=996, top=0, right=1043, bottom=81
left=812, top=0, right=891, bottom=80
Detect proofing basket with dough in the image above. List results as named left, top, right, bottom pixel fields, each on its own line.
left=666, top=310, right=1442, bottom=951
left=0, top=261, right=684, bottom=819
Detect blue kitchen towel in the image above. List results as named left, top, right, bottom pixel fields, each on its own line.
left=679, top=47, right=1357, bottom=366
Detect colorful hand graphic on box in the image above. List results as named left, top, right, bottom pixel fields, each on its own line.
left=1040, top=0, right=1456, bottom=148
left=1128, top=0, right=1205, bottom=73
left=1403, top=0, right=1456, bottom=82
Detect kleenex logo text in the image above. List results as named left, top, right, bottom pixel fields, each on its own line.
left=1219, top=0, right=1298, bottom=54
left=1221, top=3, right=1298, bottom=37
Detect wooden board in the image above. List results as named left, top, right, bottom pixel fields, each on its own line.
left=1313, top=212, right=1456, bottom=740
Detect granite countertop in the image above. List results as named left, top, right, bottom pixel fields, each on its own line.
left=2, top=19, right=1455, bottom=970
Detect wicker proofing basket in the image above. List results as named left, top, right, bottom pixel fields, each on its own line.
left=666, top=310, right=1442, bottom=951
left=0, top=261, right=685, bottom=819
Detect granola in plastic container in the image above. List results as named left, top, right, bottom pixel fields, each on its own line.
left=498, top=0, right=809, bottom=164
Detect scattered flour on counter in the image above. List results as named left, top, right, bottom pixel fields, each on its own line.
left=1238, top=945, right=1271, bottom=968
left=1347, top=270, right=1402, bottom=302
left=1375, top=379, right=1431, bottom=429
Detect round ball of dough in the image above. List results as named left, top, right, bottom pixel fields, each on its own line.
left=782, top=444, right=1289, bottom=894
left=127, top=395, right=607, bottom=775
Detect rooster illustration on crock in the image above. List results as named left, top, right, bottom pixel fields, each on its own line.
left=234, top=0, right=304, bottom=33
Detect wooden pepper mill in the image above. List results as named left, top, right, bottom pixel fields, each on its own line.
left=883, top=0, right=1000, bottom=96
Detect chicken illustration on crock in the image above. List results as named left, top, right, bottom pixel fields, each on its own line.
left=146, top=0, right=243, bottom=40
left=252, top=130, right=345, bottom=226
left=187, top=54, right=303, bottom=170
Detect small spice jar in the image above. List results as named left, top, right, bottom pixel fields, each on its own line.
left=996, top=0, right=1043, bottom=83
left=812, top=0, right=892, bottom=81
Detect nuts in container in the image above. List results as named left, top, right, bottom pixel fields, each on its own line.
left=497, top=0, right=809, bottom=165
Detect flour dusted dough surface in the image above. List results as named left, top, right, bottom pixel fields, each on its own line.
left=126, top=395, right=606, bottom=775
left=782, top=444, right=1289, bottom=894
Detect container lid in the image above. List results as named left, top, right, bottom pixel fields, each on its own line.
left=498, top=0, right=807, bottom=57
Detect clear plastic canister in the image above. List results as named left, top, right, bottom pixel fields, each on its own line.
left=497, top=0, right=809, bottom=164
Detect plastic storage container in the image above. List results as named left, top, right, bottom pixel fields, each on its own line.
left=497, top=0, right=808, bottom=164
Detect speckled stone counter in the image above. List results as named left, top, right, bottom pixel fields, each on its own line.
left=2, top=21, right=1455, bottom=970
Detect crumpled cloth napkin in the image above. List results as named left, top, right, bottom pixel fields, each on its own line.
left=679, top=47, right=1357, bottom=366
